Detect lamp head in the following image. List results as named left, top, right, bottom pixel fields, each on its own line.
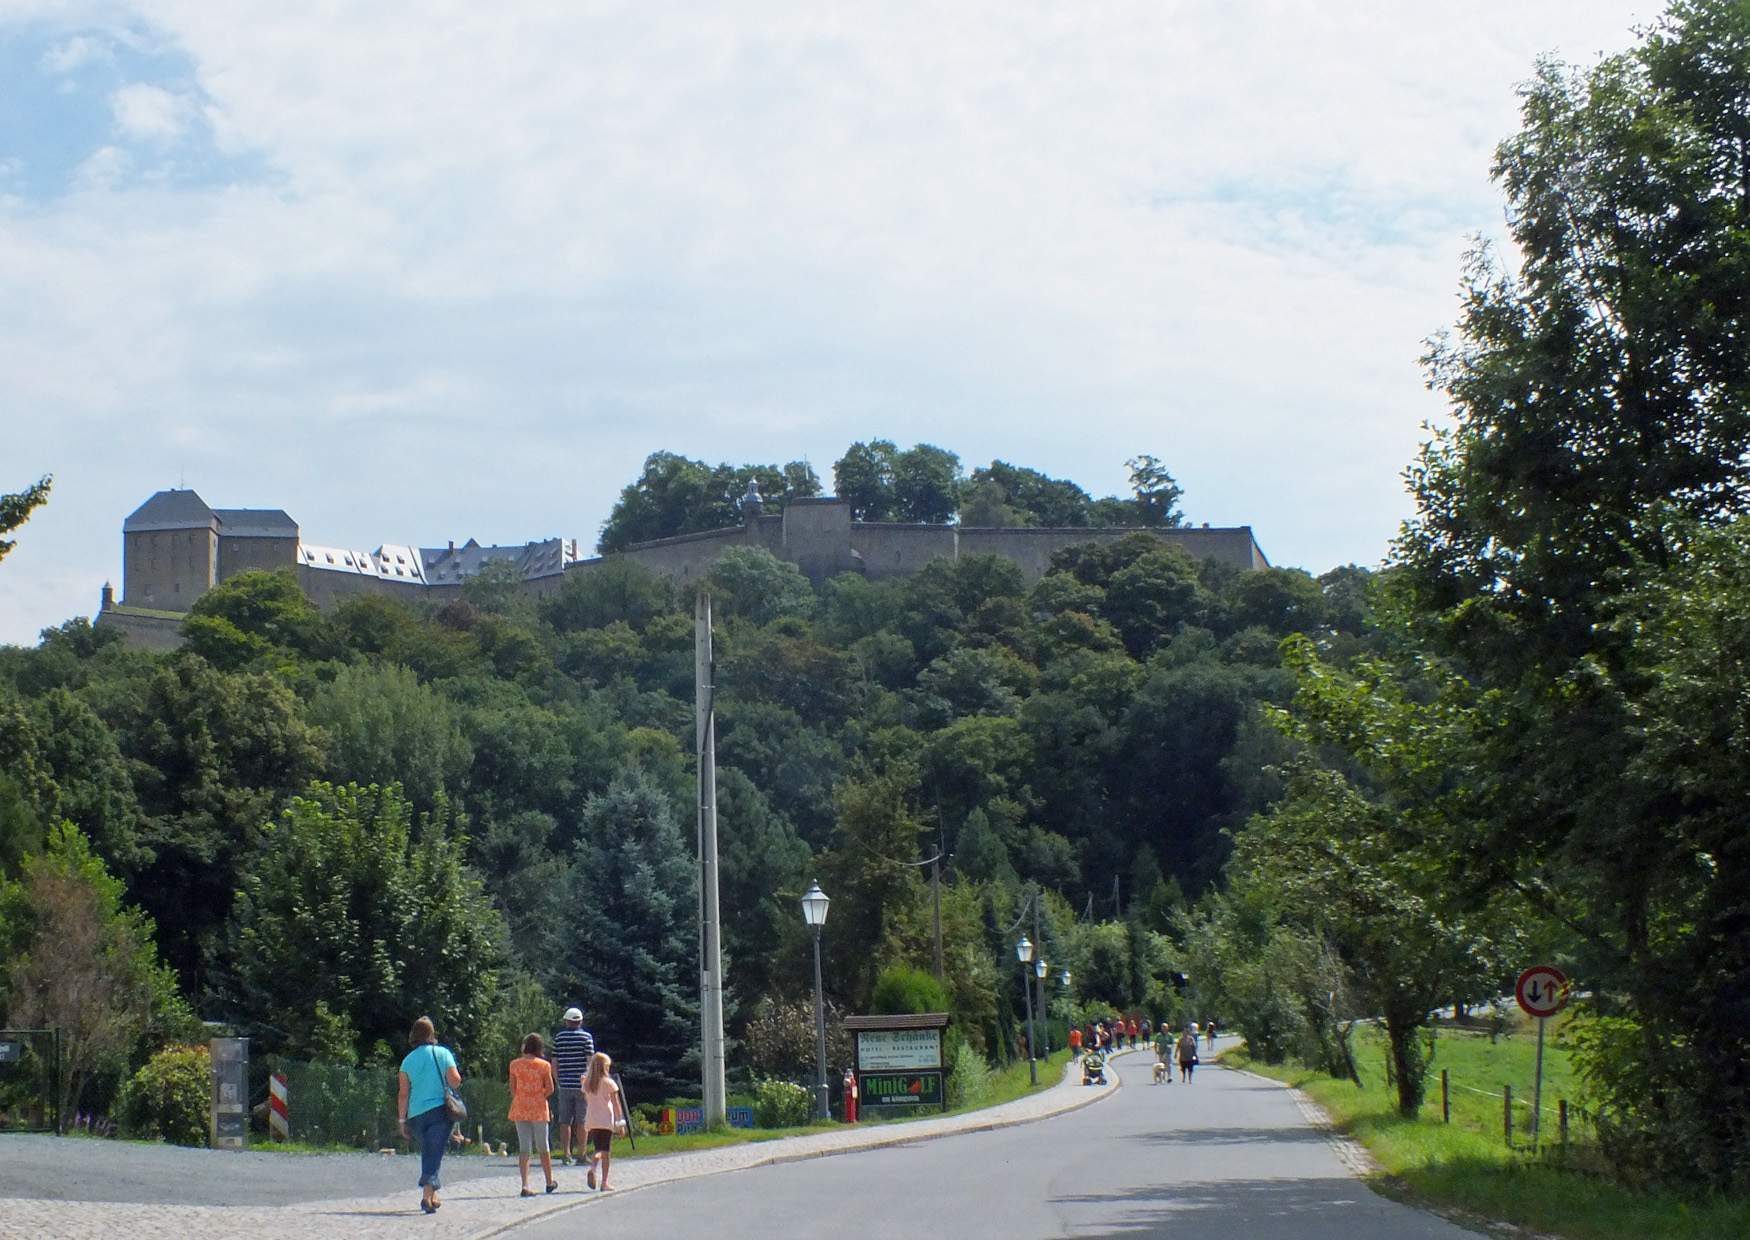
left=1015, top=934, right=1033, bottom=963
left=800, top=880, right=830, bottom=928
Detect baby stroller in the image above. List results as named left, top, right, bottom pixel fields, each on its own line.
left=1081, top=1051, right=1107, bottom=1085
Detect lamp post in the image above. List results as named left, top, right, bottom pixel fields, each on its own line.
left=1034, top=958, right=1050, bottom=1056
left=1016, top=934, right=1037, bottom=1086
left=800, top=881, right=832, bottom=1121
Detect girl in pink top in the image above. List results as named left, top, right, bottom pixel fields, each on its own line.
left=582, top=1052, right=624, bottom=1190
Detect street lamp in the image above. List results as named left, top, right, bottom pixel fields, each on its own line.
left=1034, top=958, right=1050, bottom=1056
left=1015, top=934, right=1037, bottom=1086
left=801, top=881, right=831, bottom=1121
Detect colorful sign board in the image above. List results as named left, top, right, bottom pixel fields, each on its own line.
left=854, top=1028, right=943, bottom=1072
left=858, top=1071, right=944, bottom=1108
left=659, top=1105, right=755, bottom=1134
left=1515, top=965, right=1569, bottom=1019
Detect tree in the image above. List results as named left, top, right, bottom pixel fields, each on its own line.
left=706, top=546, right=816, bottom=625
left=598, top=453, right=817, bottom=551
left=306, top=663, right=471, bottom=809
left=891, top=444, right=963, bottom=524
left=0, top=822, right=192, bottom=1118
left=966, top=462, right=1091, bottom=527
left=833, top=440, right=899, bottom=521
left=107, top=656, right=325, bottom=985
left=1087, top=457, right=1184, bottom=527
left=1386, top=0, right=1750, bottom=1185
left=563, top=773, right=699, bottom=1097
left=0, top=475, right=51, bottom=565
left=222, top=783, right=506, bottom=1067
left=818, top=763, right=929, bottom=1005
left=182, top=570, right=333, bottom=669
left=541, top=557, right=674, bottom=633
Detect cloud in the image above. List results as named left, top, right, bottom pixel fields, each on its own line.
left=110, top=81, right=191, bottom=141
left=69, top=143, right=130, bottom=190
left=41, top=32, right=111, bottom=74
left=0, top=1, right=1657, bottom=643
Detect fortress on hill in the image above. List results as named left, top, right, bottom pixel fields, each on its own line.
left=94, top=485, right=1269, bottom=649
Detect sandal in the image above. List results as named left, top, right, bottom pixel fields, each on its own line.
left=521, top=1189, right=535, bottom=1198
left=546, top=1182, right=558, bottom=1194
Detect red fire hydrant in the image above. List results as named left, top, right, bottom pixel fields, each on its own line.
left=843, top=1069, right=858, bottom=1123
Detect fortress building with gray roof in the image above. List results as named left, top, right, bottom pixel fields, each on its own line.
left=96, top=485, right=1267, bottom=649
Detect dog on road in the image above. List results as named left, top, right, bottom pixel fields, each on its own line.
left=1151, top=1059, right=1169, bottom=1084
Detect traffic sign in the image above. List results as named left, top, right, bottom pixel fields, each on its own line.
left=1515, top=965, right=1568, bottom=1019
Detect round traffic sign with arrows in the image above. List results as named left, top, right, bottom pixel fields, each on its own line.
left=1515, top=965, right=1568, bottom=1019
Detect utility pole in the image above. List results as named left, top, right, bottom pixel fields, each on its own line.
left=1032, top=890, right=1048, bottom=1055
left=694, top=591, right=727, bottom=1127
left=931, top=853, right=944, bottom=983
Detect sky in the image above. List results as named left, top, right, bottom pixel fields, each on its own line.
left=0, top=1, right=1654, bottom=645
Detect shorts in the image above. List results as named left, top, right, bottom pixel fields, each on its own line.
left=515, top=1120, right=551, bottom=1156
left=556, top=1089, right=586, bottom=1126
left=587, top=1127, right=613, bottom=1153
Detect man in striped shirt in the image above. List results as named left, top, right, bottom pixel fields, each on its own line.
left=551, top=1007, right=596, bottom=1167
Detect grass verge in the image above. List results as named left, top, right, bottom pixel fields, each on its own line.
left=255, top=1050, right=1077, bottom=1160
left=1227, top=1026, right=1749, bottom=1240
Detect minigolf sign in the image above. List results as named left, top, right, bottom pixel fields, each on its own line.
left=1515, top=965, right=1568, bottom=1019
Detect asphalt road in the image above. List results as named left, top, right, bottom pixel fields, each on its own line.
left=0, top=1132, right=511, bottom=1206
left=510, top=1053, right=1478, bottom=1240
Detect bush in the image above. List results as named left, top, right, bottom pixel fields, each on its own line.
left=116, top=1045, right=211, bottom=1146
left=870, top=965, right=950, bottom=1015
left=752, top=1078, right=813, bottom=1128
left=946, top=1040, right=990, bottom=1109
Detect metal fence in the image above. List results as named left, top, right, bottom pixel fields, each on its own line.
left=264, top=1058, right=514, bottom=1150
left=0, top=1029, right=61, bottom=1134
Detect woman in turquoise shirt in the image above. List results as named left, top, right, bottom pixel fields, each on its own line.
left=397, top=1015, right=462, bottom=1214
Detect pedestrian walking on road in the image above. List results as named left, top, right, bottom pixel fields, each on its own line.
left=1153, top=1026, right=1173, bottom=1082
left=1127, top=1017, right=1139, bottom=1049
left=1206, top=1020, right=1217, bottom=1052
left=551, top=1006, right=596, bottom=1168
left=397, top=1015, right=462, bottom=1215
left=1176, top=1024, right=1199, bottom=1083
left=582, top=1052, right=625, bottom=1191
left=508, top=1033, right=558, bottom=1197
left=1069, top=1025, right=1083, bottom=1058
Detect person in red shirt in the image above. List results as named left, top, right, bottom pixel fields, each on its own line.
left=1127, top=1018, right=1140, bottom=1048
left=1069, top=1025, right=1084, bottom=1058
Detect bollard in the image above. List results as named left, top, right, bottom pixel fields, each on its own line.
left=1441, top=1070, right=1450, bottom=1124
left=268, top=1072, right=289, bottom=1142
left=1504, top=1084, right=1513, bottom=1148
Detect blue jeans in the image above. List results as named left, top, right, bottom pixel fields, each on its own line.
left=412, top=1106, right=449, bottom=1189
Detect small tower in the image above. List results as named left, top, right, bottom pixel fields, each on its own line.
left=100, top=581, right=115, bottom=611
left=742, top=478, right=765, bottom=523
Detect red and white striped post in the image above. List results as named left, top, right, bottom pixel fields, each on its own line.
left=268, top=1072, right=289, bottom=1141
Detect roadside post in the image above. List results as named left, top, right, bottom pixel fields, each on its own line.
left=268, top=1071, right=289, bottom=1141
left=1514, top=964, right=1569, bottom=1151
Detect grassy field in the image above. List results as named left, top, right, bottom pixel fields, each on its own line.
left=1228, top=1021, right=1750, bottom=1240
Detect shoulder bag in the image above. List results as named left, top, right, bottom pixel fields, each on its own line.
left=430, top=1045, right=468, bottom=1122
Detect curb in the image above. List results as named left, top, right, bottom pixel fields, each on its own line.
left=469, top=1052, right=1133, bottom=1239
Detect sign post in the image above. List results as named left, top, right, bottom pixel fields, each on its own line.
left=1514, top=965, right=1569, bottom=1151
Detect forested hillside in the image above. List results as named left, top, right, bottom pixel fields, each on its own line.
left=0, top=468, right=1369, bottom=1110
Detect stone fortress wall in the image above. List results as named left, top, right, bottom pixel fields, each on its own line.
left=95, top=486, right=1268, bottom=647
